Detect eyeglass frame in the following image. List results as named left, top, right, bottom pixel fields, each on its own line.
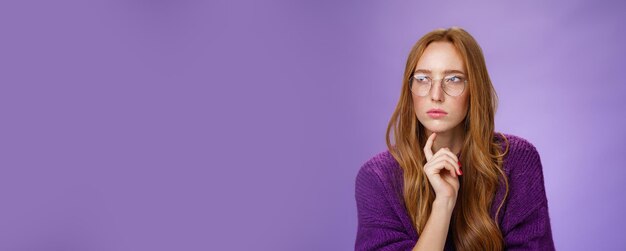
left=409, top=72, right=468, bottom=97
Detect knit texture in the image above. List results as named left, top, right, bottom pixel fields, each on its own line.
left=354, top=133, right=555, bottom=251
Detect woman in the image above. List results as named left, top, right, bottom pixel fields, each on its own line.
left=354, top=27, right=555, bottom=251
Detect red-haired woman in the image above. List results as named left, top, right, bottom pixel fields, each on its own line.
left=355, top=27, right=555, bottom=251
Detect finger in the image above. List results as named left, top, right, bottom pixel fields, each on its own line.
left=441, top=171, right=460, bottom=191
left=428, top=153, right=462, bottom=176
left=434, top=147, right=459, bottom=164
left=425, top=159, right=458, bottom=178
left=423, top=133, right=437, bottom=160
left=431, top=147, right=461, bottom=175
left=436, top=159, right=457, bottom=177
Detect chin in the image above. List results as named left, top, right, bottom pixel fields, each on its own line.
left=427, top=128, right=450, bottom=134
left=421, top=123, right=451, bottom=133
left=422, top=119, right=463, bottom=132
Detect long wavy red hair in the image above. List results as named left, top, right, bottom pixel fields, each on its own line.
left=386, top=27, right=511, bottom=250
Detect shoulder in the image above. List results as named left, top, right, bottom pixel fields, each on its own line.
left=355, top=149, right=403, bottom=194
left=496, top=132, right=547, bottom=204
left=356, top=149, right=401, bottom=183
left=496, top=132, right=540, bottom=155
left=494, top=133, right=551, bottom=235
left=495, top=132, right=547, bottom=206
left=495, top=132, right=542, bottom=171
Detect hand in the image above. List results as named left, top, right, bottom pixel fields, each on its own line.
left=423, top=132, right=462, bottom=201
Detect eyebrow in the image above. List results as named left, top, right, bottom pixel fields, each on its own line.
left=413, top=69, right=466, bottom=75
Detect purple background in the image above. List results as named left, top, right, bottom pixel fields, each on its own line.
left=1, top=0, right=624, bottom=250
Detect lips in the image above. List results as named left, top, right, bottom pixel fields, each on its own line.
left=427, top=109, right=447, bottom=114
left=427, top=109, right=447, bottom=119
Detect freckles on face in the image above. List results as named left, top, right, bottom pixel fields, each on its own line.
left=412, top=41, right=469, bottom=133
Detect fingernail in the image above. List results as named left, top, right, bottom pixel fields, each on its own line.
left=459, top=169, right=463, bottom=175
left=458, top=161, right=462, bottom=167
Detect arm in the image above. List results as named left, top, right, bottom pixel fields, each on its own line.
left=355, top=165, right=416, bottom=251
left=412, top=198, right=455, bottom=251
left=502, top=140, right=556, bottom=250
left=354, top=164, right=456, bottom=251
left=505, top=201, right=555, bottom=251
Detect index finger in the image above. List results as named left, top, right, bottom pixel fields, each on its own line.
left=423, top=132, right=437, bottom=160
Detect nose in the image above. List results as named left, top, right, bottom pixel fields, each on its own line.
left=429, top=80, right=444, bottom=102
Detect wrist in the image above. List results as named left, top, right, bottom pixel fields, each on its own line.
left=433, top=197, right=456, bottom=211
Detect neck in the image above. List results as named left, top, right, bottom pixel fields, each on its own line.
left=425, top=125, right=465, bottom=156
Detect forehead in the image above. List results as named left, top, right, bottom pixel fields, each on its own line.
left=414, top=41, right=465, bottom=73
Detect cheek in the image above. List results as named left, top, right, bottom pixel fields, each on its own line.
left=451, top=99, right=468, bottom=115
left=458, top=100, right=468, bottom=111
left=413, top=98, right=426, bottom=112
left=460, top=99, right=469, bottom=115
left=412, top=98, right=426, bottom=117
left=457, top=94, right=469, bottom=108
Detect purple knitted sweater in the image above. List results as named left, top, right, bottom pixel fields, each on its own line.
left=354, top=133, right=555, bottom=251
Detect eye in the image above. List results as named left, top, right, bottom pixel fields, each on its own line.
left=446, top=76, right=464, bottom=82
left=413, top=75, right=429, bottom=82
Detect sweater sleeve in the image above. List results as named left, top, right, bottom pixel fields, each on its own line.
left=503, top=140, right=556, bottom=251
left=355, top=163, right=416, bottom=251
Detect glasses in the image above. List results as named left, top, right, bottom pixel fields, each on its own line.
left=410, top=73, right=467, bottom=97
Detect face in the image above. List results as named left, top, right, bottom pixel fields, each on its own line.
left=412, top=41, right=469, bottom=135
